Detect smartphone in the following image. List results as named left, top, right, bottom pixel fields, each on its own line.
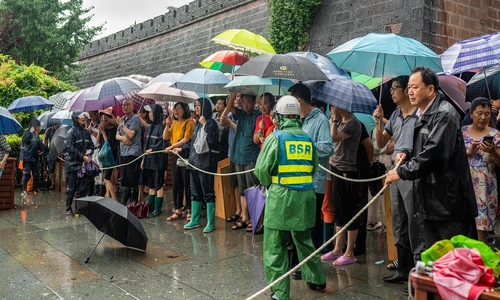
left=483, top=136, right=494, bottom=144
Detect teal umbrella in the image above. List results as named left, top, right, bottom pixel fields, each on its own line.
left=327, top=33, right=443, bottom=78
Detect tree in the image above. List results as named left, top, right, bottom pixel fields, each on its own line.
left=0, top=9, right=23, bottom=54
left=0, top=0, right=103, bottom=82
left=267, top=0, right=321, bottom=54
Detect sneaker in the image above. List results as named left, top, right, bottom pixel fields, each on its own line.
left=21, top=191, right=28, bottom=197
left=66, top=209, right=73, bottom=215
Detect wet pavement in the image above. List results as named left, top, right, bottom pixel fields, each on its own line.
left=0, top=189, right=409, bottom=299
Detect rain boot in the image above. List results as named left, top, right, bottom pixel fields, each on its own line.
left=184, top=201, right=201, bottom=230
left=121, top=187, right=131, bottom=205
left=203, top=202, right=216, bottom=233
left=150, top=196, right=163, bottom=217
left=147, top=194, right=156, bottom=213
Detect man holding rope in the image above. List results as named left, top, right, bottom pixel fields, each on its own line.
left=385, top=67, right=478, bottom=252
left=254, top=95, right=326, bottom=300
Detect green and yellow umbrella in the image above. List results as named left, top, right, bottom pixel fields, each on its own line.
left=211, top=29, right=276, bottom=55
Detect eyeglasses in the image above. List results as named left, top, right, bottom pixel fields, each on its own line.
left=390, top=86, right=403, bottom=93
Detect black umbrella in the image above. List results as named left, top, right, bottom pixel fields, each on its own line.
left=75, top=196, right=148, bottom=263
left=37, top=110, right=61, bottom=129
left=234, top=54, right=330, bottom=81
left=50, top=125, right=70, bottom=160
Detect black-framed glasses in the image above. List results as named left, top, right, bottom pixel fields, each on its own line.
left=390, top=86, right=403, bottom=93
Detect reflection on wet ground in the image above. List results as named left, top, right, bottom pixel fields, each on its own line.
left=0, top=189, right=409, bottom=299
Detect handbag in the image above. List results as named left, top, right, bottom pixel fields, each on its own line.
left=126, top=202, right=149, bottom=218
left=176, top=156, right=187, bottom=167
left=98, top=140, right=117, bottom=167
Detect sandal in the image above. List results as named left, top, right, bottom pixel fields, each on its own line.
left=232, top=220, right=248, bottom=230
left=167, top=212, right=184, bottom=221
left=387, top=260, right=399, bottom=271
left=186, top=213, right=191, bottom=222
left=226, top=214, right=241, bottom=223
left=245, top=223, right=253, bottom=232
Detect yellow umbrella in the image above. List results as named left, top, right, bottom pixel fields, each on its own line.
left=211, top=29, right=276, bottom=55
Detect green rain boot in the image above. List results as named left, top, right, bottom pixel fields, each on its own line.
left=147, top=194, right=155, bottom=214
left=203, top=202, right=216, bottom=233
left=150, top=196, right=163, bottom=217
left=184, top=201, right=201, bottom=230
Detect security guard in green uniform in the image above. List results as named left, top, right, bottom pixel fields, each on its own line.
left=254, top=95, right=326, bottom=300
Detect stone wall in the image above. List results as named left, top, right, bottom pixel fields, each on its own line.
left=426, top=0, right=500, bottom=54
left=77, top=0, right=269, bottom=88
left=76, top=0, right=500, bottom=88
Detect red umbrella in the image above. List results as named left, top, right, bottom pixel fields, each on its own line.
left=200, top=50, right=251, bottom=73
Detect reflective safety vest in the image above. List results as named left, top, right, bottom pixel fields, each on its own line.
left=271, top=130, right=315, bottom=190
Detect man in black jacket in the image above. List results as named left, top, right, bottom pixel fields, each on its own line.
left=20, top=118, right=44, bottom=196
left=64, top=111, right=94, bottom=215
left=385, top=66, right=477, bottom=248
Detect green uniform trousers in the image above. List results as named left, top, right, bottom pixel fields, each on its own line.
left=264, top=227, right=326, bottom=300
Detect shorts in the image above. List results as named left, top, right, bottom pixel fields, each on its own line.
left=103, top=168, right=113, bottom=181
left=229, top=161, right=238, bottom=188
left=235, top=162, right=259, bottom=196
left=146, top=169, right=165, bottom=190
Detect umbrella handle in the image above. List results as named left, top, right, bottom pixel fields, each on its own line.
left=85, top=214, right=117, bottom=264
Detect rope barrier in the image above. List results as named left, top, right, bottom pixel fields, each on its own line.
left=318, top=164, right=387, bottom=183
left=245, top=160, right=402, bottom=300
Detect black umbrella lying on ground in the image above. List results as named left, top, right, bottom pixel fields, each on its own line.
left=75, top=196, right=148, bottom=263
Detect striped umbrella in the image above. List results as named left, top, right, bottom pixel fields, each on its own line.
left=49, top=91, right=78, bottom=109
left=441, top=32, right=500, bottom=74
left=304, top=75, right=378, bottom=114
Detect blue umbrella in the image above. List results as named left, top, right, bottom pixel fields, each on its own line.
left=327, top=33, right=443, bottom=78
left=466, top=65, right=500, bottom=101
left=285, top=51, right=350, bottom=79
left=8, top=95, right=54, bottom=113
left=174, top=68, right=230, bottom=95
left=304, top=75, right=378, bottom=114
left=0, top=107, right=22, bottom=134
left=441, top=32, right=500, bottom=75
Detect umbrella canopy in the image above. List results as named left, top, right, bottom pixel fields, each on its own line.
left=327, top=33, right=443, bottom=77
left=37, top=109, right=61, bottom=129
left=438, top=75, right=470, bottom=114
left=49, top=91, right=78, bottom=110
left=50, top=125, right=70, bottom=160
left=211, top=29, right=276, bottom=54
left=83, top=77, right=145, bottom=102
left=138, top=82, right=199, bottom=103
left=200, top=50, right=251, bottom=73
left=224, top=75, right=293, bottom=96
left=0, top=107, right=22, bottom=134
left=244, top=185, right=266, bottom=235
left=7, top=95, right=54, bottom=113
left=441, top=32, right=500, bottom=74
left=467, top=65, right=500, bottom=101
left=304, top=75, right=378, bottom=114
left=285, top=51, right=350, bottom=79
left=75, top=196, right=148, bottom=251
left=235, top=54, right=330, bottom=81
left=147, top=72, right=184, bottom=86
left=52, top=110, right=72, bottom=125
left=174, top=68, right=230, bottom=95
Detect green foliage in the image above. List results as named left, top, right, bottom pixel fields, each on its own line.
left=0, top=53, right=77, bottom=112
left=0, top=0, right=103, bottom=82
left=267, top=0, right=321, bottom=54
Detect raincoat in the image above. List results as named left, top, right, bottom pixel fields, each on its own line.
left=20, top=118, right=44, bottom=162
left=397, top=91, right=477, bottom=221
left=64, top=111, right=94, bottom=173
left=254, top=117, right=325, bottom=300
left=142, top=104, right=167, bottom=171
left=184, top=98, right=220, bottom=173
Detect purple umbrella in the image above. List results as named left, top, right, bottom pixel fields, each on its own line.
left=244, top=185, right=267, bottom=235
left=77, top=160, right=102, bottom=179
left=66, top=88, right=119, bottom=112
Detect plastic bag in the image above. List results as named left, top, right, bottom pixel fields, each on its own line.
left=193, top=125, right=209, bottom=154
left=98, top=140, right=117, bottom=167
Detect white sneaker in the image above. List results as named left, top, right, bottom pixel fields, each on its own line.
left=21, top=191, right=28, bottom=197
left=367, top=221, right=382, bottom=231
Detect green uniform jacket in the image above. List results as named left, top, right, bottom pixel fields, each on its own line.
left=254, top=118, right=318, bottom=231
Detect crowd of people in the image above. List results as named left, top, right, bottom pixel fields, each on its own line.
left=5, top=66, right=498, bottom=299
